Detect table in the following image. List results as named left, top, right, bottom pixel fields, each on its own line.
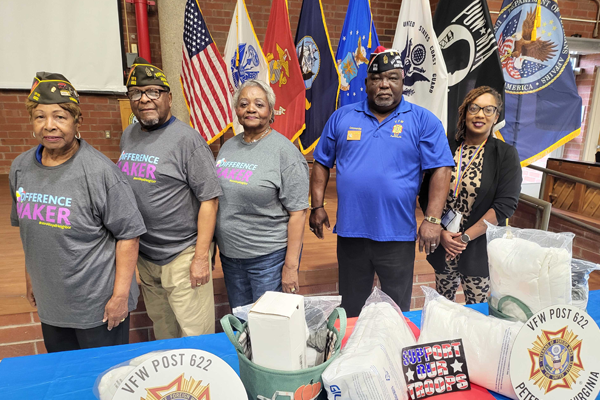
left=0, top=291, right=598, bottom=399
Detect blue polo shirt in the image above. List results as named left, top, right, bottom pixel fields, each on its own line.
left=313, top=97, right=454, bottom=241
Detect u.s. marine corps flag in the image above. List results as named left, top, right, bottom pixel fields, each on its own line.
left=224, top=0, right=269, bottom=135
left=295, top=0, right=340, bottom=154
left=495, top=0, right=582, bottom=166
left=433, top=0, right=505, bottom=138
left=264, top=0, right=305, bottom=142
left=336, top=0, right=379, bottom=107
left=393, top=0, right=449, bottom=132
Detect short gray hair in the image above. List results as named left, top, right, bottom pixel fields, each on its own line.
left=232, top=79, right=276, bottom=111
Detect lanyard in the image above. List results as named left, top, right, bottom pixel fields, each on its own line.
left=453, top=139, right=487, bottom=198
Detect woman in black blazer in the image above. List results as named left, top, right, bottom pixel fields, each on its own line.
left=419, top=86, right=522, bottom=304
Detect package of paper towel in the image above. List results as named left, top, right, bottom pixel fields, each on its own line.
left=418, top=286, right=523, bottom=400
left=322, top=288, right=416, bottom=400
left=486, top=222, right=574, bottom=322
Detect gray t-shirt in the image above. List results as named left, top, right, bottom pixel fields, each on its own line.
left=119, top=118, right=222, bottom=265
left=9, top=140, right=146, bottom=329
left=215, top=130, right=309, bottom=259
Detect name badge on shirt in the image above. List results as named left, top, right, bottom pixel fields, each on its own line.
left=347, top=129, right=361, bottom=141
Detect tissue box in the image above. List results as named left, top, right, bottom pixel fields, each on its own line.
left=248, top=291, right=307, bottom=371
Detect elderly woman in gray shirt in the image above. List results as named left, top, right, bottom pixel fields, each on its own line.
left=214, top=79, right=309, bottom=308
left=10, top=72, right=146, bottom=352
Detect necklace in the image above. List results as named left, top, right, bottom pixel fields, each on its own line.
left=244, top=127, right=271, bottom=143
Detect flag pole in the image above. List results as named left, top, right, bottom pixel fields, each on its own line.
left=513, top=93, right=522, bottom=147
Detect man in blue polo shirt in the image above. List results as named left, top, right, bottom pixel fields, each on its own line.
left=309, top=47, right=454, bottom=316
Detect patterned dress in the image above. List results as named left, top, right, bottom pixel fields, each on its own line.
left=435, top=143, right=490, bottom=304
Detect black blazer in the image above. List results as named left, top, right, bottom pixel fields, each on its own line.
left=419, top=136, right=522, bottom=276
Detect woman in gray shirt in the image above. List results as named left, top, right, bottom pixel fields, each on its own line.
left=10, top=72, right=146, bottom=352
left=215, top=80, right=309, bottom=308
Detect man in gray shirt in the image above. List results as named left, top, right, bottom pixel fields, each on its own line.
left=120, top=58, right=222, bottom=339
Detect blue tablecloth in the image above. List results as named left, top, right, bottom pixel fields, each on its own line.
left=0, top=291, right=598, bottom=399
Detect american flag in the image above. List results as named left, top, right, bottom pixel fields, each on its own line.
left=181, top=0, right=233, bottom=143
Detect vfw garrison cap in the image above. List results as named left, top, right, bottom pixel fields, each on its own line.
left=28, top=72, right=79, bottom=104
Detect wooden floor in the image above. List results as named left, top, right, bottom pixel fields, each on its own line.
left=1, top=173, right=598, bottom=315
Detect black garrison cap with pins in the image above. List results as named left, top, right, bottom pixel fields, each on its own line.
left=27, top=72, right=79, bottom=104
left=126, top=57, right=170, bottom=88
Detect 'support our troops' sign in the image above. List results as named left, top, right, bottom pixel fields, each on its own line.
left=112, top=349, right=246, bottom=400
left=510, top=305, right=600, bottom=400
left=402, top=339, right=471, bottom=399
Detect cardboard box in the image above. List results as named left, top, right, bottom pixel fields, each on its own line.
left=248, top=291, right=307, bottom=371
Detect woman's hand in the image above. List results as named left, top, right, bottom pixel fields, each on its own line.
left=282, top=263, right=299, bottom=294
left=25, top=271, right=36, bottom=307
left=440, top=230, right=467, bottom=259
left=103, top=296, right=128, bottom=331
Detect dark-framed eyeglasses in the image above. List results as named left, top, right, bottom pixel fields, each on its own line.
left=467, top=104, right=498, bottom=117
left=127, top=88, right=169, bottom=101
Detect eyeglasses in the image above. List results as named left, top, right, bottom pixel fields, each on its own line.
left=468, top=104, right=498, bottom=117
left=127, top=88, right=169, bottom=101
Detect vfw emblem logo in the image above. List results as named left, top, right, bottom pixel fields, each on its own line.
left=144, top=373, right=210, bottom=400
left=495, top=0, right=568, bottom=94
left=231, top=43, right=260, bottom=88
left=510, top=306, right=600, bottom=400
left=527, top=326, right=583, bottom=393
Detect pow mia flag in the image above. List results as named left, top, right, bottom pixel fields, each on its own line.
left=433, top=0, right=505, bottom=138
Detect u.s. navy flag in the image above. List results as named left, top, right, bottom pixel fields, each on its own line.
left=433, top=0, right=505, bottom=138
left=264, top=0, right=306, bottom=142
left=393, top=0, right=449, bottom=132
left=181, top=0, right=233, bottom=144
left=335, top=0, right=379, bottom=107
left=495, top=0, right=582, bottom=166
left=295, top=0, right=340, bottom=154
left=224, top=0, right=269, bottom=135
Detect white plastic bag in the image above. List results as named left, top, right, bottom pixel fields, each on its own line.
left=322, top=288, right=415, bottom=400
left=486, top=223, right=573, bottom=321
left=93, top=351, right=166, bottom=400
left=418, top=286, right=523, bottom=400
left=571, top=258, right=600, bottom=310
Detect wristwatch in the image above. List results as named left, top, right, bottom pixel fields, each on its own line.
left=424, top=215, right=442, bottom=225
left=460, top=233, right=471, bottom=244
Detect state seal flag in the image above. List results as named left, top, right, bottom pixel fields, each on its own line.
left=393, top=0, right=449, bottom=132
left=264, top=0, right=306, bottom=142
left=495, top=0, right=582, bottom=166
left=336, top=0, right=379, bottom=107
left=294, top=0, right=340, bottom=154
left=224, top=0, right=269, bottom=135
left=180, top=0, right=233, bottom=144
left=433, top=0, right=506, bottom=138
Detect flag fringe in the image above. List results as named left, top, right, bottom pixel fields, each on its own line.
left=519, top=127, right=581, bottom=167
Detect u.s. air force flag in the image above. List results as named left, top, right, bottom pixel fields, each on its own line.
left=393, top=0, right=449, bottom=132
left=495, top=0, right=582, bottom=166
left=433, top=0, right=505, bottom=138
left=336, top=0, right=379, bottom=106
left=295, top=0, right=340, bottom=154
left=224, top=0, right=269, bottom=135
